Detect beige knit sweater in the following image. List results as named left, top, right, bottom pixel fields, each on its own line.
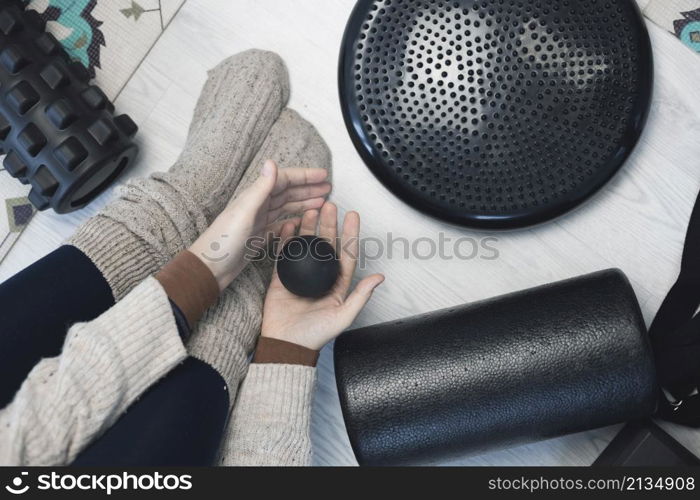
left=0, top=278, right=316, bottom=466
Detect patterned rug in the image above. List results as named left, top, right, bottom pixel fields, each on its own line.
left=645, top=0, right=700, bottom=54
left=0, top=0, right=186, bottom=263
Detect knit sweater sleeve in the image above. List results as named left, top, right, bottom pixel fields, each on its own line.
left=220, top=364, right=317, bottom=466
left=0, top=277, right=186, bottom=466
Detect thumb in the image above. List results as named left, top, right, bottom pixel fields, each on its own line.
left=234, top=160, right=279, bottom=215
left=259, top=158, right=279, bottom=187
left=250, top=160, right=279, bottom=200
left=339, top=274, right=385, bottom=327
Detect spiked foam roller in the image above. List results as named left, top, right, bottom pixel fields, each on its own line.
left=0, top=1, right=138, bottom=213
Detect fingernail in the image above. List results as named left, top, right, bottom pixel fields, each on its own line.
left=262, top=160, right=274, bottom=177
left=365, top=276, right=385, bottom=293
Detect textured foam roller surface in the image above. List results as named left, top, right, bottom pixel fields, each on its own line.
left=334, top=269, right=658, bottom=465
left=339, top=0, right=653, bottom=228
left=0, top=1, right=138, bottom=213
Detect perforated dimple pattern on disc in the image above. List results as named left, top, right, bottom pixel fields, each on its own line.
left=339, top=0, right=652, bottom=228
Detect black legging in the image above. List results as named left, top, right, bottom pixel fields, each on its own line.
left=0, top=245, right=229, bottom=466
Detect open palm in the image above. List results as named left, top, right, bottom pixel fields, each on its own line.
left=262, top=202, right=385, bottom=350
left=190, top=160, right=331, bottom=291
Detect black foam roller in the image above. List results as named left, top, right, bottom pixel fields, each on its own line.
left=0, top=1, right=138, bottom=213
left=334, top=269, right=658, bottom=465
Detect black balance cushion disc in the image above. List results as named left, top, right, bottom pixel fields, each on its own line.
left=339, top=0, right=653, bottom=228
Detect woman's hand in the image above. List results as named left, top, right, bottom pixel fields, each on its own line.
left=190, top=160, right=331, bottom=291
left=261, top=202, right=385, bottom=350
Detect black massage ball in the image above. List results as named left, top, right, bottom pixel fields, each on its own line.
left=277, top=235, right=340, bottom=298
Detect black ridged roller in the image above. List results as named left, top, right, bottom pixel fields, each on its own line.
left=339, top=0, right=653, bottom=228
left=0, top=1, right=138, bottom=213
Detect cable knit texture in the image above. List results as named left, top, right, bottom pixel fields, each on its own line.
left=187, top=265, right=268, bottom=399
left=69, top=50, right=290, bottom=300
left=221, top=364, right=317, bottom=466
left=187, top=108, right=332, bottom=408
left=0, top=278, right=186, bottom=466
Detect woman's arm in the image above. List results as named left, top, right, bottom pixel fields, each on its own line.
left=221, top=362, right=317, bottom=466
left=0, top=161, right=329, bottom=467
left=0, top=278, right=186, bottom=466
left=222, top=204, right=384, bottom=466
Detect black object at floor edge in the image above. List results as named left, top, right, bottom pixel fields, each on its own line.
left=594, top=420, right=700, bottom=466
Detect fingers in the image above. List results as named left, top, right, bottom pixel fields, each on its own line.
left=266, top=217, right=300, bottom=239
left=272, top=167, right=329, bottom=196
left=277, top=220, right=298, bottom=252
left=299, top=209, right=319, bottom=235
left=266, top=197, right=326, bottom=223
left=263, top=162, right=331, bottom=222
left=318, top=202, right=338, bottom=246
left=333, top=210, right=361, bottom=296
left=270, top=219, right=300, bottom=286
left=269, top=182, right=332, bottom=211
left=339, top=274, right=385, bottom=325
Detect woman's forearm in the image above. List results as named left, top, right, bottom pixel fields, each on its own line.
left=0, top=278, right=186, bottom=466
left=220, top=338, right=319, bottom=466
left=220, top=363, right=317, bottom=466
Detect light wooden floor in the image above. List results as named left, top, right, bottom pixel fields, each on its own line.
left=2, top=0, right=700, bottom=465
